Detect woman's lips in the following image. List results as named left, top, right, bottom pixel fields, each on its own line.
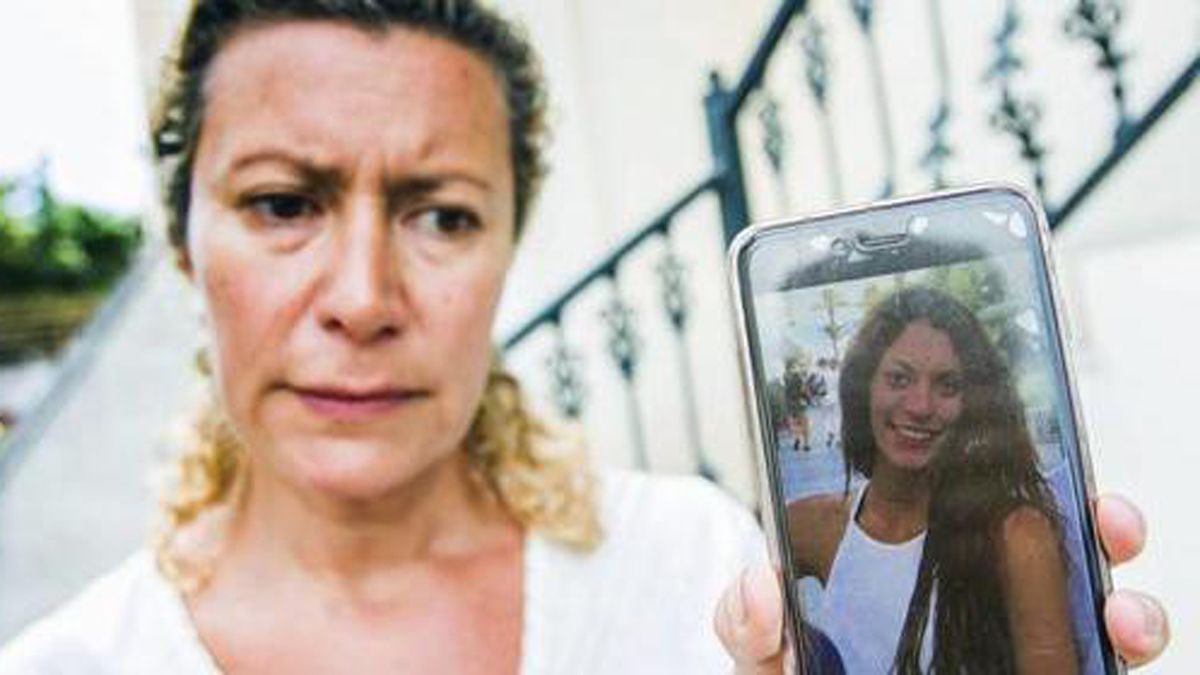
left=890, top=422, right=943, bottom=451
left=290, top=386, right=429, bottom=419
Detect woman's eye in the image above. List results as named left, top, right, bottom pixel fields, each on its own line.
left=936, top=375, right=963, bottom=398
left=246, top=193, right=320, bottom=224
left=411, top=207, right=481, bottom=238
left=884, top=370, right=911, bottom=389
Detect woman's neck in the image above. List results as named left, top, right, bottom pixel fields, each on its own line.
left=221, top=451, right=521, bottom=598
left=858, top=463, right=931, bottom=543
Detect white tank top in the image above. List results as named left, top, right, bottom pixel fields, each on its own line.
left=808, top=483, right=934, bottom=673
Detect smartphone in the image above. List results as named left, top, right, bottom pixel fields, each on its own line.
left=729, top=185, right=1118, bottom=674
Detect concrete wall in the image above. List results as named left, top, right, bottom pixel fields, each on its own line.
left=0, top=246, right=200, bottom=639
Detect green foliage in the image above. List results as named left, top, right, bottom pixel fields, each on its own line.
left=0, top=169, right=142, bottom=293
left=918, top=260, right=1054, bottom=409
left=921, top=260, right=1023, bottom=365
left=0, top=168, right=142, bottom=363
left=766, top=378, right=787, bottom=429
left=765, top=350, right=830, bottom=429
left=782, top=354, right=828, bottom=417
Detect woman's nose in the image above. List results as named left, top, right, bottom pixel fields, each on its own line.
left=315, top=201, right=407, bottom=344
left=901, top=382, right=935, bottom=418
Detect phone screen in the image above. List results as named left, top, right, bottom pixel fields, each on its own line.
left=735, top=188, right=1113, bottom=674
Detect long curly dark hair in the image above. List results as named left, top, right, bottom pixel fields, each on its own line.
left=838, top=285, right=1067, bottom=673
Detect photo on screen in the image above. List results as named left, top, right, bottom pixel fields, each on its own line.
left=750, top=249, right=1107, bottom=673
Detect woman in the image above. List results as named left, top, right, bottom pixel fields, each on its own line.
left=787, top=286, right=1077, bottom=673
left=0, top=1, right=1167, bottom=673
left=0, top=2, right=760, bottom=672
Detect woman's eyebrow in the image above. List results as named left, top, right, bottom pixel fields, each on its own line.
left=385, top=172, right=495, bottom=205
left=386, top=177, right=443, bottom=204
left=391, top=171, right=493, bottom=193
left=227, top=149, right=343, bottom=190
left=935, top=370, right=963, bottom=383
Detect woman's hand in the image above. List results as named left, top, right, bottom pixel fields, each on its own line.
left=714, top=494, right=1170, bottom=673
left=714, top=564, right=785, bottom=674
left=1096, top=495, right=1170, bottom=667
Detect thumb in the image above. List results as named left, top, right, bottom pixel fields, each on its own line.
left=714, top=564, right=785, bottom=675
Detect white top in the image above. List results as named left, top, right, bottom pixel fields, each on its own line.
left=0, top=470, right=766, bottom=674
left=808, top=484, right=933, bottom=673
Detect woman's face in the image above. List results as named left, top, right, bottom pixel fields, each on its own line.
left=185, top=22, right=516, bottom=500
left=868, top=320, right=964, bottom=473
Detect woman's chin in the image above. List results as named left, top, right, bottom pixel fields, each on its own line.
left=881, top=445, right=937, bottom=473
left=275, top=438, right=451, bottom=503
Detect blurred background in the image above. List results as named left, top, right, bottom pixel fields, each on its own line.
left=0, top=0, right=1195, bottom=668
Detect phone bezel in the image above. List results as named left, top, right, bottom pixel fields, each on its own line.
left=727, top=183, right=1120, bottom=674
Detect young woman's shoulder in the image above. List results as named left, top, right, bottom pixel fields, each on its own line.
left=787, top=492, right=851, bottom=544
left=0, top=551, right=215, bottom=674
left=785, top=492, right=852, bottom=579
left=787, top=492, right=850, bottom=524
left=997, top=506, right=1079, bottom=672
left=996, top=504, right=1071, bottom=597
left=998, top=504, right=1065, bottom=571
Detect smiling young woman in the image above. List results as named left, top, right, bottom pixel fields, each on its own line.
left=784, top=287, right=1077, bottom=674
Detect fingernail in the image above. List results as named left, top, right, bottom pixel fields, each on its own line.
left=1138, top=595, right=1167, bottom=653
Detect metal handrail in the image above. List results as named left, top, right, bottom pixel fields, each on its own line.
left=1050, top=53, right=1199, bottom=228
left=0, top=245, right=161, bottom=488
left=496, top=0, right=1197, bottom=486
left=730, top=0, right=810, bottom=114
left=502, top=173, right=720, bottom=350
left=502, top=1, right=819, bottom=352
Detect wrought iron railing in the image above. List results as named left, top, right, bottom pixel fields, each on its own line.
left=503, top=0, right=1196, bottom=493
